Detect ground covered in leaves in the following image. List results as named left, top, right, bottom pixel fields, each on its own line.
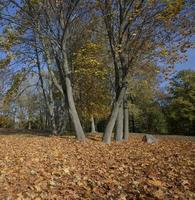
left=0, top=132, right=194, bottom=200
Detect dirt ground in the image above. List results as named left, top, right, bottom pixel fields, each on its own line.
left=0, top=129, right=194, bottom=200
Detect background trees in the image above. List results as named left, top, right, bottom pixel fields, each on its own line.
left=165, top=70, right=195, bottom=135
left=127, top=64, right=168, bottom=134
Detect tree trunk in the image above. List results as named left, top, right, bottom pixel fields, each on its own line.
left=65, top=76, right=85, bottom=140
left=35, top=40, right=57, bottom=135
left=131, top=114, right=135, bottom=133
left=57, top=99, right=68, bottom=134
left=28, top=111, right=32, bottom=130
left=61, top=51, right=85, bottom=140
left=115, top=102, right=123, bottom=141
left=48, top=106, right=57, bottom=135
left=48, top=76, right=57, bottom=135
left=123, top=96, right=129, bottom=141
left=91, top=116, right=96, bottom=133
left=50, top=37, right=85, bottom=139
left=103, top=86, right=126, bottom=144
left=28, top=120, right=32, bottom=130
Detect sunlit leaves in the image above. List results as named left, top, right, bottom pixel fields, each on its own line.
left=163, top=0, right=184, bottom=18
left=0, top=116, right=13, bottom=128
left=0, top=55, right=12, bottom=69
left=0, top=28, right=19, bottom=51
left=3, top=71, right=25, bottom=105
left=73, top=42, right=111, bottom=120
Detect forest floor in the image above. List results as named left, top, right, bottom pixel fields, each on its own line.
left=0, top=129, right=194, bottom=200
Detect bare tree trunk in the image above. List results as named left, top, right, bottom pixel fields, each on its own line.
left=50, top=114, right=57, bottom=135
left=57, top=99, right=68, bottom=134
left=28, top=120, right=32, bottom=130
left=58, top=51, right=85, bottom=140
left=47, top=54, right=58, bottom=135
left=115, top=102, right=123, bottom=141
left=28, top=110, right=32, bottom=130
left=65, top=74, right=85, bottom=140
left=103, top=86, right=126, bottom=144
left=123, top=95, right=129, bottom=141
left=35, top=45, right=57, bottom=135
left=91, top=116, right=96, bottom=133
left=48, top=83, right=57, bottom=135
left=33, top=31, right=58, bottom=134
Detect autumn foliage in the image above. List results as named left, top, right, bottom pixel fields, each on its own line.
left=0, top=132, right=194, bottom=199
left=0, top=116, right=13, bottom=128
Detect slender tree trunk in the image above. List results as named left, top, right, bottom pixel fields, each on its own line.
left=65, top=76, right=85, bottom=140
left=59, top=51, right=85, bottom=140
left=115, top=102, right=123, bottom=141
left=50, top=115, right=57, bottom=135
left=48, top=90, right=57, bottom=135
left=132, top=114, right=135, bottom=133
left=28, top=120, right=32, bottom=130
left=35, top=46, right=57, bottom=135
left=45, top=47, right=69, bottom=135
left=47, top=62, right=57, bottom=135
left=39, top=109, right=44, bottom=130
left=57, top=99, right=68, bottom=134
left=91, top=116, right=96, bottom=133
left=123, top=95, right=129, bottom=141
left=33, top=31, right=58, bottom=134
left=28, top=111, right=32, bottom=130
left=103, top=86, right=126, bottom=144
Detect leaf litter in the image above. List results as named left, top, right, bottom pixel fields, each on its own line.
left=0, top=134, right=194, bottom=200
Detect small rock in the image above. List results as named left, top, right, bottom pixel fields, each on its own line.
left=142, top=134, right=157, bottom=144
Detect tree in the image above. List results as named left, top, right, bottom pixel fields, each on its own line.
left=166, top=70, right=195, bottom=135
left=73, top=42, right=111, bottom=132
left=0, top=0, right=88, bottom=139
left=97, top=0, right=194, bottom=143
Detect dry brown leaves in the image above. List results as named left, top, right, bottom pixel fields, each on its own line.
left=0, top=133, right=194, bottom=200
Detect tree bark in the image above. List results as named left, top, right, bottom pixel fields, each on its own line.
left=65, top=74, right=85, bottom=140
left=58, top=52, right=85, bottom=140
left=28, top=120, right=32, bottom=130
left=91, top=116, right=96, bottom=133
left=103, top=86, right=126, bottom=144
left=36, top=48, right=57, bottom=135
left=48, top=82, right=57, bottom=135
left=28, top=110, right=32, bottom=130
left=123, top=95, right=129, bottom=141
left=34, top=32, right=58, bottom=134
left=115, top=102, right=123, bottom=141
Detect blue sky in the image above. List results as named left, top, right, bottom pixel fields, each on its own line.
left=175, top=48, right=195, bottom=71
